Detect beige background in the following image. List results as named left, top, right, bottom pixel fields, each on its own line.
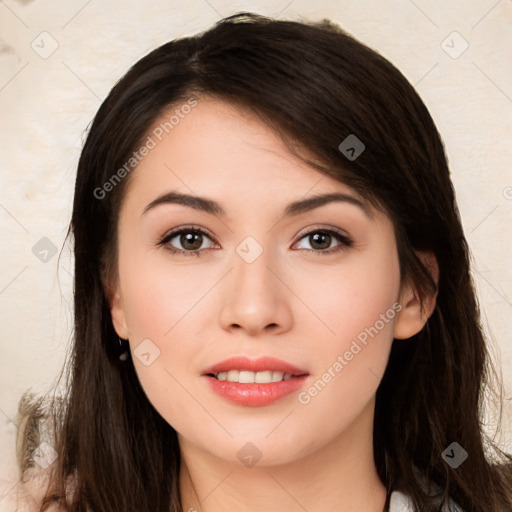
left=1, top=0, right=511, bottom=508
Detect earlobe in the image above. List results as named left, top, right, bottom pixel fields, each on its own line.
left=105, top=281, right=130, bottom=340
left=393, top=251, right=439, bottom=340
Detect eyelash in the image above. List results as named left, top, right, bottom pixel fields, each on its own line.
left=157, top=225, right=353, bottom=257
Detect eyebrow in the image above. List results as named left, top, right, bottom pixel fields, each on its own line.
left=142, top=190, right=372, bottom=219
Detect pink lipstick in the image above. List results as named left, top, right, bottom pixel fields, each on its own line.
left=202, top=356, right=309, bottom=407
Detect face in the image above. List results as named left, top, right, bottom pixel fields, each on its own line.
left=108, top=97, right=427, bottom=467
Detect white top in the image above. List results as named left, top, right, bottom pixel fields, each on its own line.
left=390, top=489, right=465, bottom=511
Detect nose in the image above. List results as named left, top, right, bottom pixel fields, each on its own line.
left=218, top=241, right=293, bottom=336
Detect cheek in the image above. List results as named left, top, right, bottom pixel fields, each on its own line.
left=117, top=236, right=204, bottom=340
left=116, top=242, right=211, bottom=383
left=299, top=249, right=400, bottom=398
left=118, top=264, right=202, bottom=428
left=120, top=270, right=203, bottom=382
left=304, top=251, right=400, bottom=347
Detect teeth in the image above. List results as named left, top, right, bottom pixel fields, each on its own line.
left=214, top=370, right=294, bottom=383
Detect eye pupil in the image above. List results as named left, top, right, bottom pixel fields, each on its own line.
left=310, top=232, right=331, bottom=250
left=181, top=232, right=202, bottom=250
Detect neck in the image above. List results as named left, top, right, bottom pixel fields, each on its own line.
left=178, top=399, right=387, bottom=512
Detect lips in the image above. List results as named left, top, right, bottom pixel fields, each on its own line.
left=201, top=356, right=310, bottom=406
left=202, top=356, right=309, bottom=377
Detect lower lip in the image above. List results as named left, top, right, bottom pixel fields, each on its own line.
left=203, top=375, right=308, bottom=406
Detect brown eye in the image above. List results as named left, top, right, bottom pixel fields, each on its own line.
left=294, top=229, right=353, bottom=254
left=177, top=232, right=204, bottom=251
left=308, top=232, right=333, bottom=250
left=159, top=226, right=216, bottom=257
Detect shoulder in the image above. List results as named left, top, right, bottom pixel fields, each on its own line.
left=389, top=490, right=413, bottom=511
left=389, top=489, right=465, bottom=511
left=388, top=465, right=467, bottom=511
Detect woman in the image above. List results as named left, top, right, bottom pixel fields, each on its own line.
left=15, top=12, right=512, bottom=512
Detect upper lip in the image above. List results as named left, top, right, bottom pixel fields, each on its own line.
left=202, top=356, right=309, bottom=376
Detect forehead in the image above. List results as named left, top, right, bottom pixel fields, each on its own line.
left=119, top=97, right=379, bottom=223
left=139, top=97, right=311, bottom=178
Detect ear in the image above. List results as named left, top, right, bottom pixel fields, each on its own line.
left=104, top=279, right=130, bottom=340
left=393, top=251, right=439, bottom=340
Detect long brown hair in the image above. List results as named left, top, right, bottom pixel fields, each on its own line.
left=15, top=12, right=512, bottom=512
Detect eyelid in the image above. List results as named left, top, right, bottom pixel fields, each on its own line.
left=158, top=224, right=218, bottom=244
left=293, top=223, right=351, bottom=242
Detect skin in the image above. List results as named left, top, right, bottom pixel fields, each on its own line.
left=108, top=97, right=438, bottom=512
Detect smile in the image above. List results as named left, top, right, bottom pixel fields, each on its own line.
left=210, top=370, right=295, bottom=383
left=201, top=356, right=309, bottom=406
